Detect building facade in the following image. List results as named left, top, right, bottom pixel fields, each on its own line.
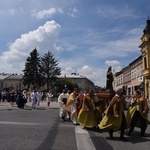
left=114, top=56, right=143, bottom=95
left=130, top=56, right=143, bottom=95
left=0, top=73, right=11, bottom=89
left=59, top=74, right=95, bottom=92
left=139, top=19, right=150, bottom=99
left=114, top=70, right=123, bottom=91
left=0, top=73, right=95, bottom=93
left=123, top=65, right=131, bottom=95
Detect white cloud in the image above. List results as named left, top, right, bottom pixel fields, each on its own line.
left=88, top=26, right=142, bottom=59
left=61, top=67, right=76, bottom=76
left=78, top=66, right=107, bottom=87
left=81, top=65, right=92, bottom=72
left=0, top=20, right=61, bottom=73
left=105, top=60, right=122, bottom=72
left=97, top=5, right=139, bottom=20
left=68, top=7, right=77, bottom=17
left=32, top=8, right=63, bottom=19
left=105, top=60, right=120, bottom=66
left=60, top=61, right=107, bottom=87
left=0, top=9, right=16, bottom=15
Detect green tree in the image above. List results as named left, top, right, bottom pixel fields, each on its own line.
left=22, top=48, right=43, bottom=90
left=40, top=51, right=61, bottom=91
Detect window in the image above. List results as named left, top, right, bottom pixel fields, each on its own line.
left=144, top=57, right=147, bottom=69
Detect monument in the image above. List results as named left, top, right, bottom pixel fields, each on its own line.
left=96, top=66, right=115, bottom=101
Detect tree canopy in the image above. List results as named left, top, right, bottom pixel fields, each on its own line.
left=40, top=51, right=61, bottom=90
left=22, top=48, right=61, bottom=90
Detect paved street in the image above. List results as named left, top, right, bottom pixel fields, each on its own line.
left=0, top=101, right=150, bottom=150
left=0, top=100, right=59, bottom=110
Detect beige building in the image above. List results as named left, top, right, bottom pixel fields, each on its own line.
left=59, top=74, right=95, bottom=92
left=114, top=70, right=123, bottom=90
left=129, top=56, right=143, bottom=95
left=0, top=73, right=94, bottom=93
left=0, top=73, right=12, bottom=89
left=0, top=73, right=25, bottom=91
left=114, top=55, right=143, bottom=95
left=123, top=65, right=131, bottom=95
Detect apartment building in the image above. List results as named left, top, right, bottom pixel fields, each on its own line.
left=130, top=56, right=143, bottom=95
left=123, top=65, right=131, bottom=95
left=114, top=70, right=123, bottom=91
left=114, top=55, right=143, bottom=95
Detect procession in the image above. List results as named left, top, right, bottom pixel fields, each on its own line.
left=57, top=66, right=150, bottom=142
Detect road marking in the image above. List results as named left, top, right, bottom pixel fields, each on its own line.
left=0, top=121, right=50, bottom=126
left=75, top=126, right=96, bottom=150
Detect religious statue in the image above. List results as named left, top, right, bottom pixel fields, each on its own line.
left=106, top=66, right=114, bottom=91
left=96, top=66, right=115, bottom=101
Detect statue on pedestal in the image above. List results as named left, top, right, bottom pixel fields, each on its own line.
left=96, top=66, right=115, bottom=101
left=106, top=66, right=114, bottom=92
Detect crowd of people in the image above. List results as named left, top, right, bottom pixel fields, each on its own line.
left=0, top=89, right=53, bottom=109
left=0, top=89, right=27, bottom=108
left=57, top=87, right=150, bottom=141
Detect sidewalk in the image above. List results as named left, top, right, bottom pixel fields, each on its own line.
left=0, top=100, right=59, bottom=110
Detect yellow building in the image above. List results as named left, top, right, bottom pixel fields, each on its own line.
left=139, top=19, right=150, bottom=99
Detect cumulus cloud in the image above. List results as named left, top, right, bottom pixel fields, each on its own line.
left=105, top=60, right=122, bottom=72
left=0, top=20, right=61, bottom=73
left=60, top=61, right=107, bottom=87
left=81, top=65, right=92, bottom=72
left=78, top=65, right=106, bottom=87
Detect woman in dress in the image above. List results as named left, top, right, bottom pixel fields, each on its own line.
left=78, top=89, right=97, bottom=129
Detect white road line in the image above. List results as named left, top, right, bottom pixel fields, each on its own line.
left=75, top=126, right=96, bottom=150
left=0, top=121, right=49, bottom=126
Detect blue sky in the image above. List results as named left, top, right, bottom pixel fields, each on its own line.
left=0, top=0, right=149, bottom=87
